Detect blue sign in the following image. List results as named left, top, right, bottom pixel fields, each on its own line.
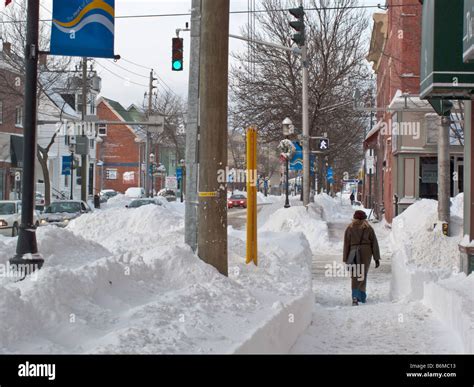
left=62, top=156, right=72, bottom=176
left=176, top=167, right=183, bottom=180
left=50, top=0, right=115, bottom=59
left=290, top=142, right=315, bottom=175
left=327, top=167, right=334, bottom=184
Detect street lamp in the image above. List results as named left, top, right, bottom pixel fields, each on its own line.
left=281, top=117, right=293, bottom=209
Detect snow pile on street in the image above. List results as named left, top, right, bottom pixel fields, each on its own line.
left=0, top=201, right=312, bottom=354
left=313, top=193, right=355, bottom=221
left=423, top=273, right=474, bottom=353
left=260, top=205, right=330, bottom=254
left=451, top=193, right=464, bottom=218
left=390, top=199, right=463, bottom=301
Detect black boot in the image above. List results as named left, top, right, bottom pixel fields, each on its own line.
left=352, top=297, right=359, bottom=306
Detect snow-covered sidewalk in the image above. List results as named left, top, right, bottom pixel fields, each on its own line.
left=289, top=196, right=465, bottom=354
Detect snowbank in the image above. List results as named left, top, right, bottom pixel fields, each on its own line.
left=390, top=199, right=462, bottom=301
left=313, top=193, right=354, bottom=222
left=260, top=205, right=330, bottom=255
left=0, top=201, right=312, bottom=354
left=423, top=274, right=474, bottom=353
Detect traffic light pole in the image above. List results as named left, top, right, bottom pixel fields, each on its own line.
left=185, top=0, right=201, bottom=252
left=11, top=0, right=43, bottom=272
left=302, top=42, right=310, bottom=206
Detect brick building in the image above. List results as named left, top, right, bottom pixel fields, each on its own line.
left=95, top=98, right=144, bottom=193
left=365, top=1, right=463, bottom=222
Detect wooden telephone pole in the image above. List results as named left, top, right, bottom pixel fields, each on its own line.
left=197, top=0, right=230, bottom=276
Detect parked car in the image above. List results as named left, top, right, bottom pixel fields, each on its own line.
left=158, top=189, right=177, bottom=202
left=0, top=200, right=40, bottom=237
left=35, top=192, right=45, bottom=212
left=100, top=189, right=119, bottom=203
left=126, top=198, right=166, bottom=209
left=40, top=200, right=92, bottom=227
left=228, top=194, right=247, bottom=209
left=125, top=187, right=146, bottom=199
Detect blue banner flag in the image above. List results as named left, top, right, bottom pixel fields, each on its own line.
left=50, top=0, right=115, bottom=58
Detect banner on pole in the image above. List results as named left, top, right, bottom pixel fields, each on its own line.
left=50, top=0, right=115, bottom=59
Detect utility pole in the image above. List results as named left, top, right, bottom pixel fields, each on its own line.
left=146, top=69, right=156, bottom=197
left=439, top=114, right=451, bottom=235
left=11, top=0, right=43, bottom=271
left=81, top=57, right=88, bottom=202
left=185, top=0, right=201, bottom=252
left=197, top=0, right=230, bottom=276
left=301, top=30, right=310, bottom=206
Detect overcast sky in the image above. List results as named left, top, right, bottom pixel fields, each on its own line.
left=2, top=0, right=380, bottom=108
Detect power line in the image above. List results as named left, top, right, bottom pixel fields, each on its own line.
left=0, top=4, right=421, bottom=24
left=94, top=61, right=148, bottom=88
left=105, top=59, right=150, bottom=79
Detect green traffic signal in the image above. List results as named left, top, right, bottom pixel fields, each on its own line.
left=173, top=60, right=183, bottom=71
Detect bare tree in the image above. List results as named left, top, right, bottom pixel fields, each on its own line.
left=230, top=0, right=371, bottom=181
left=1, top=1, right=77, bottom=205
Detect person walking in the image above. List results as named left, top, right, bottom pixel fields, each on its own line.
left=350, top=192, right=355, bottom=206
left=343, top=210, right=381, bottom=305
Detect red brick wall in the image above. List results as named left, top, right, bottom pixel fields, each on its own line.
left=0, top=68, right=24, bottom=135
left=95, top=101, right=141, bottom=194
left=374, top=0, right=422, bottom=222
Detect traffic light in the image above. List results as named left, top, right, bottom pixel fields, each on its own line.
left=172, top=37, right=184, bottom=71
left=289, top=6, right=305, bottom=47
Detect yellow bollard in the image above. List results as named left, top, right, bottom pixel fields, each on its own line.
left=246, top=126, right=258, bottom=266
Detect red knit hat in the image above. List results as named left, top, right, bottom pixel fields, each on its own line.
left=353, top=210, right=367, bottom=220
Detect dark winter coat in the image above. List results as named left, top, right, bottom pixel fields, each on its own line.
left=343, top=220, right=381, bottom=264
left=343, top=220, right=381, bottom=294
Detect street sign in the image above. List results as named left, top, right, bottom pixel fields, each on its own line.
left=50, top=0, right=115, bottom=59
left=75, top=136, right=89, bottom=156
left=318, top=138, right=329, bottom=151
left=176, top=167, right=183, bottom=179
left=166, top=177, right=178, bottom=190
left=420, top=0, right=474, bottom=99
left=62, top=156, right=72, bottom=176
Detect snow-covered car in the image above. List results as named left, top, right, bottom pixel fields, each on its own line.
left=125, top=187, right=146, bottom=198
left=158, top=189, right=177, bottom=202
left=40, top=200, right=92, bottom=227
left=0, top=200, right=40, bottom=237
left=126, top=198, right=166, bottom=209
left=100, top=189, right=119, bottom=203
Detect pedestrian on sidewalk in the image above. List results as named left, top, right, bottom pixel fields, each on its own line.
left=342, top=210, right=381, bottom=306
left=350, top=192, right=355, bottom=206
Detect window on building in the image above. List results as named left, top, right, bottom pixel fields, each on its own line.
left=106, top=169, right=118, bottom=180
left=0, top=101, right=3, bottom=124
left=98, top=124, right=107, bottom=136
left=89, top=139, right=95, bottom=149
left=15, top=106, right=23, bottom=127
left=419, top=157, right=438, bottom=200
